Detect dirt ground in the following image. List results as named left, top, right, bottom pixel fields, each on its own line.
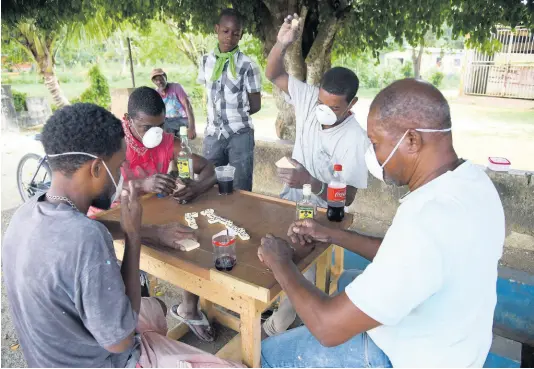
left=0, top=94, right=532, bottom=367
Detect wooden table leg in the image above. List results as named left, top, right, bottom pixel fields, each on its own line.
left=330, top=245, right=345, bottom=294
left=199, top=297, right=214, bottom=321
left=316, top=247, right=333, bottom=295
left=148, top=274, right=159, bottom=297
left=239, top=298, right=263, bottom=368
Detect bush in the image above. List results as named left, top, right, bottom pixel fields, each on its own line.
left=189, top=86, right=205, bottom=111
left=76, top=65, right=111, bottom=108
left=429, top=71, right=445, bottom=88
left=12, top=90, right=28, bottom=112
left=401, top=61, right=414, bottom=78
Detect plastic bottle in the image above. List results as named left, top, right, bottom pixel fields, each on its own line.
left=327, top=164, right=346, bottom=222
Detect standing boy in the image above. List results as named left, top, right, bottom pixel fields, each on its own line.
left=197, top=8, right=262, bottom=191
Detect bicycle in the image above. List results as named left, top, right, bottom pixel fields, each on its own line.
left=16, top=134, right=52, bottom=202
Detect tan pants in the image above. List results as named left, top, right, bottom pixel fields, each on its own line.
left=136, top=297, right=244, bottom=368
left=262, top=265, right=316, bottom=337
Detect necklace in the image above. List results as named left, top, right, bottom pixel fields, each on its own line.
left=45, top=193, right=80, bottom=213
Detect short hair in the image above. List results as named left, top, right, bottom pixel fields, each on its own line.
left=320, top=67, right=360, bottom=103
left=370, top=78, right=451, bottom=133
left=127, top=86, right=165, bottom=118
left=218, top=8, right=243, bottom=28
left=42, top=103, right=124, bottom=175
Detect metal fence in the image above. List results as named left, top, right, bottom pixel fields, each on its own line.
left=464, top=27, right=534, bottom=99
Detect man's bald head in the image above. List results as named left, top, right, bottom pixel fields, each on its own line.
left=370, top=78, right=451, bottom=135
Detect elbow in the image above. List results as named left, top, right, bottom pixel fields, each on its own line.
left=265, top=68, right=276, bottom=83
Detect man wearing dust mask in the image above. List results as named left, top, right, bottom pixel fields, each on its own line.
left=262, top=13, right=370, bottom=337
left=258, top=79, right=505, bottom=368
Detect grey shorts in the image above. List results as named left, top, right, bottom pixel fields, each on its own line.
left=164, top=117, right=189, bottom=136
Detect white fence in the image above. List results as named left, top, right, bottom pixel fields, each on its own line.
left=464, top=27, right=534, bottom=99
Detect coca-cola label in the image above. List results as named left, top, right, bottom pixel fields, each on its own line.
left=327, top=186, right=346, bottom=202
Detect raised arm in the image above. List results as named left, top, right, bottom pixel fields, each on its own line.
left=265, top=14, right=300, bottom=94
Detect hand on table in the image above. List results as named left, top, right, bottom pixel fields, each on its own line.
left=155, top=222, right=197, bottom=251
left=277, top=158, right=311, bottom=189
left=288, top=219, right=331, bottom=245
left=142, top=174, right=176, bottom=196
left=173, top=178, right=201, bottom=204
left=120, top=182, right=143, bottom=237
left=258, top=234, right=295, bottom=270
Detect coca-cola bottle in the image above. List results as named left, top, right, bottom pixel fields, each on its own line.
left=327, top=164, right=346, bottom=222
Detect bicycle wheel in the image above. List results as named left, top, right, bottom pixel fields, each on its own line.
left=17, top=153, right=52, bottom=202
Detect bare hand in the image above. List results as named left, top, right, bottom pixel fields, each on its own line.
left=173, top=178, right=201, bottom=203
left=288, top=219, right=331, bottom=245
left=277, top=14, right=300, bottom=47
left=120, top=181, right=143, bottom=236
left=188, top=127, right=197, bottom=140
left=142, top=174, right=176, bottom=196
left=258, top=234, right=295, bottom=270
left=155, top=223, right=197, bottom=250
left=277, top=158, right=311, bottom=189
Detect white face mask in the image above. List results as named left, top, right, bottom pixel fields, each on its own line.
left=130, top=120, right=163, bottom=149
left=47, top=152, right=123, bottom=203
left=365, top=128, right=452, bottom=182
left=315, top=98, right=355, bottom=126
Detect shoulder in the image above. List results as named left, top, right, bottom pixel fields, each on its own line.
left=238, top=52, right=259, bottom=70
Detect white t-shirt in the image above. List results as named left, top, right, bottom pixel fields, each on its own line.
left=345, top=161, right=504, bottom=367
left=280, top=76, right=369, bottom=207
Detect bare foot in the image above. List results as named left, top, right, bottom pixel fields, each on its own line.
left=172, top=304, right=215, bottom=342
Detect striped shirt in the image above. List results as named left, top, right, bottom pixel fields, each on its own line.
left=197, top=50, right=262, bottom=138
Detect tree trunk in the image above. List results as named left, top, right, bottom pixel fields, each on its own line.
left=16, top=25, right=70, bottom=108
left=257, top=2, right=343, bottom=140
left=412, top=42, right=424, bottom=79
left=42, top=70, right=69, bottom=108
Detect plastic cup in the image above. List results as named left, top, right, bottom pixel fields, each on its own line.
left=215, top=166, right=236, bottom=195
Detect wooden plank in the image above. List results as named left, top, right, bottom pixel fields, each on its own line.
left=239, top=298, right=264, bottom=368
left=332, top=245, right=344, bottom=277
left=167, top=322, right=189, bottom=340
left=199, top=298, right=214, bottom=320
left=216, top=333, right=243, bottom=363
left=147, top=274, right=159, bottom=297
left=316, top=248, right=332, bottom=295
left=210, top=268, right=271, bottom=302
left=114, top=242, right=248, bottom=313
left=98, top=188, right=352, bottom=295
left=211, top=307, right=241, bottom=332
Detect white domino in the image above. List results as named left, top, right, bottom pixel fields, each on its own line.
left=177, top=239, right=200, bottom=251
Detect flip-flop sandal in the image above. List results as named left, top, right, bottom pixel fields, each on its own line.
left=170, top=305, right=215, bottom=342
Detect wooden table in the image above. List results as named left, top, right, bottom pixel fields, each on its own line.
left=96, top=188, right=352, bottom=367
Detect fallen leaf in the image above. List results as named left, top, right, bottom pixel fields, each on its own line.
left=10, top=344, right=19, bottom=351
left=155, top=291, right=164, bottom=297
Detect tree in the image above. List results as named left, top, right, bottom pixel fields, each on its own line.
left=2, top=1, right=114, bottom=108
left=5, top=0, right=532, bottom=137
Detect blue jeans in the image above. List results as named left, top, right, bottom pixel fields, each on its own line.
left=261, top=270, right=392, bottom=368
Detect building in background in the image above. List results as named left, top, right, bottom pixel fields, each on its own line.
left=463, top=27, right=534, bottom=99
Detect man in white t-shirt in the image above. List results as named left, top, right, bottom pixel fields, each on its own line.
left=262, top=13, right=369, bottom=338
left=258, top=77, right=505, bottom=367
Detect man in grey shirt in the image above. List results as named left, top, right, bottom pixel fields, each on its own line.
left=2, top=104, right=240, bottom=368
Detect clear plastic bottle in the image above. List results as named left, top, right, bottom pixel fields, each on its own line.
left=327, top=164, right=346, bottom=222
left=296, top=184, right=317, bottom=220
left=177, top=126, right=193, bottom=180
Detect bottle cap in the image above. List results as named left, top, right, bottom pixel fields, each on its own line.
left=334, top=164, right=342, bottom=171
left=302, top=184, right=312, bottom=196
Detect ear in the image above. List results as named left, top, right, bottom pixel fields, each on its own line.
left=406, top=129, right=423, bottom=154
left=90, top=159, right=104, bottom=180
left=349, top=97, right=358, bottom=109
left=215, top=24, right=220, bottom=34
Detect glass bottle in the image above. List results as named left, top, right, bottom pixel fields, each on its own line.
left=296, top=184, right=317, bottom=220
left=176, top=126, right=193, bottom=180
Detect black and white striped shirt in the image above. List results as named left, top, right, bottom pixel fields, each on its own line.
left=197, top=50, right=262, bottom=138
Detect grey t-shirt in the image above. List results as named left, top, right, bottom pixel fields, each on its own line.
left=281, top=76, right=370, bottom=208
left=2, top=194, right=137, bottom=367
